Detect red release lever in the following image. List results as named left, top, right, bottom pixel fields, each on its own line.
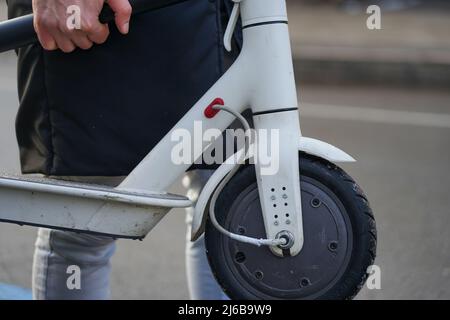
left=204, top=98, right=224, bottom=119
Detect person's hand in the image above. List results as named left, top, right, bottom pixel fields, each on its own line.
left=32, top=0, right=132, bottom=52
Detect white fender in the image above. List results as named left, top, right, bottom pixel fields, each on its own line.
left=190, top=137, right=355, bottom=241
left=298, top=137, right=355, bottom=163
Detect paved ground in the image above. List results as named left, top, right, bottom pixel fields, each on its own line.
left=288, top=1, right=450, bottom=51
left=1, top=2, right=450, bottom=300
left=287, top=1, right=450, bottom=86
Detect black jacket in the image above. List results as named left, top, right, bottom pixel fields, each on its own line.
left=7, top=0, right=240, bottom=176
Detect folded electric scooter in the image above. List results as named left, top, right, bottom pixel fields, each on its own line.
left=0, top=0, right=377, bottom=299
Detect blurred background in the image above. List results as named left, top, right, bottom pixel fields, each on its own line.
left=0, top=0, right=449, bottom=299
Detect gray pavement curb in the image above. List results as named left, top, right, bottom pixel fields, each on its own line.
left=293, top=56, right=450, bottom=88
left=291, top=44, right=450, bottom=88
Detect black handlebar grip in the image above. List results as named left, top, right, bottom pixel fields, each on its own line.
left=0, top=0, right=190, bottom=53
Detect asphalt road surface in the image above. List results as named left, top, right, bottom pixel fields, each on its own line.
left=1, top=4, right=450, bottom=300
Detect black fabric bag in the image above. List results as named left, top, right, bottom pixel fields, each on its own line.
left=7, top=0, right=239, bottom=176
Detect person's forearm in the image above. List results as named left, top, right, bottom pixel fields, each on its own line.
left=32, top=0, right=132, bottom=52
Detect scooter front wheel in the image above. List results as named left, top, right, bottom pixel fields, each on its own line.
left=205, top=153, right=377, bottom=300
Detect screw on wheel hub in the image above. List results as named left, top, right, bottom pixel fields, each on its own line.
left=276, top=230, right=295, bottom=250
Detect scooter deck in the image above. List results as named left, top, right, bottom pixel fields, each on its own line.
left=0, top=174, right=192, bottom=239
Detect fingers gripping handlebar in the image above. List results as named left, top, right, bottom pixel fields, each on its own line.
left=0, top=0, right=190, bottom=53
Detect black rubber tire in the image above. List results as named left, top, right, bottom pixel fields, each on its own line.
left=205, top=153, right=377, bottom=300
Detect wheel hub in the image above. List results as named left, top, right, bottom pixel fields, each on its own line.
left=221, top=176, right=353, bottom=299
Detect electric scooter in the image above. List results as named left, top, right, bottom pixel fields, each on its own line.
left=0, top=0, right=377, bottom=299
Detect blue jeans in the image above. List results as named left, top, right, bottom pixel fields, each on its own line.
left=32, top=171, right=227, bottom=300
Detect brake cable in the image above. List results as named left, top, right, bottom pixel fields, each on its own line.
left=207, top=104, right=286, bottom=247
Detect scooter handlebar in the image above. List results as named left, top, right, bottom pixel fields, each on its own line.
left=0, top=0, right=190, bottom=53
